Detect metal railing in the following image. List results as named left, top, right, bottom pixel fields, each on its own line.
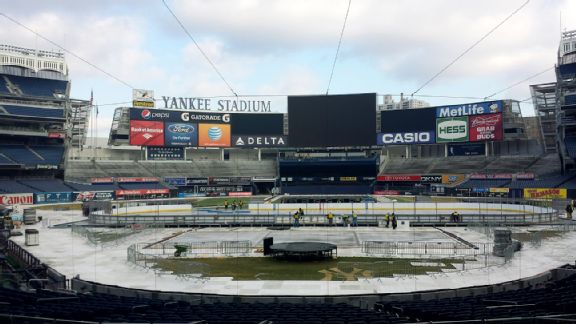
left=361, top=241, right=494, bottom=257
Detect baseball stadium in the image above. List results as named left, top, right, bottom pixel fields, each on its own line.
left=2, top=4, right=576, bottom=324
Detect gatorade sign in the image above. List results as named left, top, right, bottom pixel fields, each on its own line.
left=436, top=117, right=468, bottom=143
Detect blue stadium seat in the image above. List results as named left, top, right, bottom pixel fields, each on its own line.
left=0, top=145, right=44, bottom=166
left=0, top=104, right=65, bottom=119
left=0, top=74, right=68, bottom=98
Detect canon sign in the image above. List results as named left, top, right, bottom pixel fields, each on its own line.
left=0, top=193, right=33, bottom=205
left=377, top=131, right=434, bottom=145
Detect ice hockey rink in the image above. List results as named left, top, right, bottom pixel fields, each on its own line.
left=10, top=210, right=576, bottom=296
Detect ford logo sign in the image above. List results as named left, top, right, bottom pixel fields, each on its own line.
left=208, top=127, right=222, bottom=141
left=168, top=124, right=194, bottom=134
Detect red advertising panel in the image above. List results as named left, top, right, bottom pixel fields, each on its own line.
left=116, top=177, right=160, bottom=183
left=0, top=193, right=34, bottom=205
left=373, top=190, right=400, bottom=195
left=228, top=192, right=253, bottom=197
left=469, top=113, right=502, bottom=142
left=48, top=132, right=65, bottom=139
left=91, top=177, right=114, bottom=184
left=129, top=120, right=164, bottom=146
left=115, top=189, right=170, bottom=196
left=377, top=175, right=422, bottom=182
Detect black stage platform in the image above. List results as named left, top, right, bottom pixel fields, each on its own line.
left=269, top=242, right=337, bottom=259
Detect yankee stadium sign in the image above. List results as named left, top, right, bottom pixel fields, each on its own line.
left=161, top=96, right=272, bottom=112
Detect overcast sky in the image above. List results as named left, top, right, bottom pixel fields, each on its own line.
left=1, top=0, right=575, bottom=137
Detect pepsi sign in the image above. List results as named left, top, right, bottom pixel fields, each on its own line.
left=377, top=131, right=435, bottom=145
left=130, top=108, right=172, bottom=121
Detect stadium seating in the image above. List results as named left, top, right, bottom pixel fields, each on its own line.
left=29, top=146, right=65, bottom=165
left=119, top=183, right=169, bottom=190
left=0, top=155, right=17, bottom=165
left=0, top=179, right=35, bottom=193
left=65, top=181, right=121, bottom=191
left=565, top=137, right=576, bottom=159
left=0, top=74, right=68, bottom=98
left=377, top=267, right=576, bottom=322
left=18, top=179, right=75, bottom=192
left=0, top=104, right=65, bottom=119
left=0, top=144, right=44, bottom=165
left=458, top=179, right=510, bottom=189
left=282, top=184, right=373, bottom=195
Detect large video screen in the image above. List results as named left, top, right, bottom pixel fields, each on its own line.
left=231, top=113, right=284, bottom=135
left=288, top=93, right=376, bottom=147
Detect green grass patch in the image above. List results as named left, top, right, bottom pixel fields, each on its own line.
left=152, top=257, right=464, bottom=281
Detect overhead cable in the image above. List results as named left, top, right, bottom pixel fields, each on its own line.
left=0, top=12, right=135, bottom=89
left=484, top=66, right=554, bottom=99
left=161, top=0, right=238, bottom=96
left=326, top=0, right=352, bottom=95
left=410, top=0, right=530, bottom=96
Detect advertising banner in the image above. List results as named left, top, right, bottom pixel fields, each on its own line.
left=164, top=177, right=187, bottom=186
left=472, top=188, right=489, bottom=193
left=198, top=123, right=231, bottom=147
left=469, top=113, right=503, bottom=142
left=186, top=177, right=209, bottom=185
left=339, top=176, right=357, bottom=182
left=470, top=173, right=513, bottom=179
left=198, top=186, right=244, bottom=195
left=435, top=101, right=503, bottom=118
left=373, top=190, right=400, bottom=195
left=232, top=135, right=287, bottom=147
left=116, top=177, right=159, bottom=183
left=34, top=192, right=73, bottom=204
left=376, top=131, right=435, bottom=145
left=489, top=188, right=510, bottom=193
left=516, top=173, right=535, bottom=180
left=74, top=191, right=115, bottom=202
left=146, top=147, right=185, bottom=161
left=420, top=175, right=443, bottom=183
left=132, top=89, right=155, bottom=108
left=48, top=132, right=65, bottom=139
left=436, top=117, right=469, bottom=143
left=0, top=193, right=33, bottom=205
left=228, top=192, right=253, bottom=197
left=448, top=143, right=485, bottom=156
left=442, top=174, right=466, bottom=184
left=115, top=189, right=170, bottom=196
left=130, top=108, right=231, bottom=123
left=164, top=122, right=197, bottom=146
left=129, top=120, right=164, bottom=146
left=209, top=177, right=252, bottom=185
left=377, top=175, right=421, bottom=182
left=523, top=188, right=567, bottom=199
left=90, top=177, right=114, bottom=184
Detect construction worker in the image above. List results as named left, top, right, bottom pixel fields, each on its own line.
left=224, top=200, right=229, bottom=210
left=351, top=211, right=358, bottom=227
left=385, top=213, right=390, bottom=228
left=293, top=211, right=301, bottom=227
left=451, top=211, right=460, bottom=223
left=391, top=213, right=398, bottom=230
left=327, top=212, right=334, bottom=226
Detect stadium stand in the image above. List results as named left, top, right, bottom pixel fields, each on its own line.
left=0, top=104, right=65, bottom=119
left=0, top=179, right=34, bottom=193
left=0, top=74, right=68, bottom=98
left=376, top=265, right=576, bottom=322
left=458, top=179, right=511, bottom=189
left=0, top=145, right=44, bottom=166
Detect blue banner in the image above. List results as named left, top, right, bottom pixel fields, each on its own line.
left=164, top=122, right=197, bottom=146
left=436, top=101, right=503, bottom=118
left=377, top=131, right=435, bottom=145
left=165, top=177, right=186, bottom=186
left=34, top=192, right=73, bottom=204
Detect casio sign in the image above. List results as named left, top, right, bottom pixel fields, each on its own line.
left=378, top=132, right=434, bottom=145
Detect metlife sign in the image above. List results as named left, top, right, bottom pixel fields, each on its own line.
left=377, top=131, right=435, bottom=145
left=435, top=101, right=502, bottom=118
left=436, top=117, right=468, bottom=143
left=232, top=135, right=288, bottom=147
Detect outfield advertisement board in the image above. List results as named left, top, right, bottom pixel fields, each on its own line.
left=164, top=123, right=197, bottom=146
left=129, top=120, right=164, bottom=146
left=376, top=131, right=435, bottom=145
left=198, top=124, right=231, bottom=147
left=436, top=117, right=469, bottom=143
left=34, top=192, right=73, bottom=204
left=435, top=101, right=503, bottom=118
left=146, top=147, right=185, bottom=160
left=469, top=113, right=503, bottom=142
left=523, top=188, right=567, bottom=199
left=0, top=193, right=34, bottom=205
left=448, top=143, right=485, bottom=156
left=232, top=135, right=288, bottom=147
left=74, top=191, right=115, bottom=201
